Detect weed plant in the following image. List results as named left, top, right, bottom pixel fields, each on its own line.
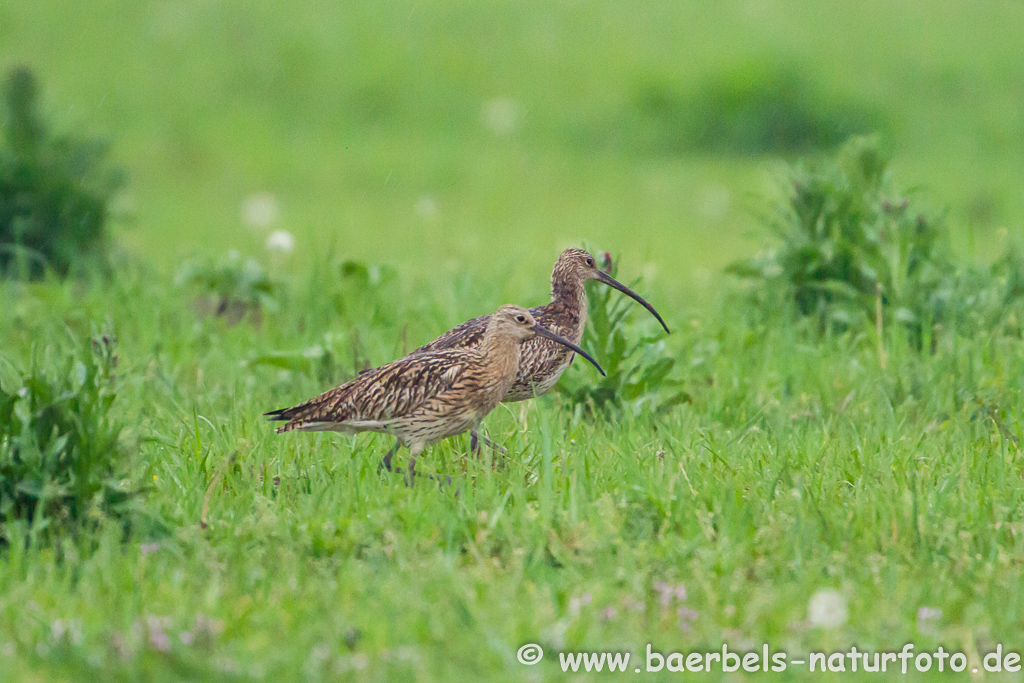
left=0, top=331, right=143, bottom=544
left=632, top=65, right=880, bottom=156
left=0, top=67, right=121, bottom=278
left=727, top=135, right=1024, bottom=348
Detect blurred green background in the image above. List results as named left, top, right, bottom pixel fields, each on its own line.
left=2, top=0, right=1022, bottom=289
left=4, top=5, right=1024, bottom=680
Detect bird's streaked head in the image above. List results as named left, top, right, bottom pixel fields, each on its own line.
left=490, top=304, right=606, bottom=375
left=491, top=304, right=538, bottom=341
left=554, top=248, right=601, bottom=283
left=553, top=247, right=670, bottom=335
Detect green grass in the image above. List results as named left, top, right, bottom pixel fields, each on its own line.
left=3, top=265, right=1024, bottom=681
left=3, top=0, right=1024, bottom=680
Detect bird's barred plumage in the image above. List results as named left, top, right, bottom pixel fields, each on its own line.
left=268, top=250, right=663, bottom=479
left=412, top=247, right=670, bottom=403
left=266, top=305, right=606, bottom=483
left=268, top=344, right=516, bottom=441
left=265, top=306, right=553, bottom=449
left=413, top=300, right=584, bottom=402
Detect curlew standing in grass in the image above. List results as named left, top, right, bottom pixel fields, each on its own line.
left=265, top=305, right=604, bottom=483
left=411, top=248, right=669, bottom=451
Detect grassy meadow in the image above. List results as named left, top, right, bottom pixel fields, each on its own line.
left=2, top=1, right=1024, bottom=680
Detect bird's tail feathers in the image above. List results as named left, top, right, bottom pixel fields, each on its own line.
left=264, top=407, right=293, bottom=422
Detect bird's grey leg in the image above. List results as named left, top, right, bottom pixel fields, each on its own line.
left=478, top=433, right=507, bottom=455
left=380, top=440, right=401, bottom=473
left=405, top=443, right=424, bottom=487
left=469, top=430, right=507, bottom=457
left=402, top=443, right=453, bottom=487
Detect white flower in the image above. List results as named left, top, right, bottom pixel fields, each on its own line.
left=241, top=193, right=279, bottom=230
left=568, top=592, right=592, bottom=616
left=266, top=229, right=295, bottom=255
left=808, top=589, right=847, bottom=628
left=415, top=195, right=439, bottom=221
left=482, top=97, right=518, bottom=136
left=51, top=619, right=82, bottom=646
left=654, top=582, right=687, bottom=606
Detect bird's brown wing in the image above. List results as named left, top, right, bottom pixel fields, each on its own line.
left=267, top=352, right=472, bottom=432
left=411, top=313, right=490, bottom=353
left=412, top=304, right=548, bottom=353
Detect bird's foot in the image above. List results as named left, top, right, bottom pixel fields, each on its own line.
left=468, top=431, right=507, bottom=459
left=404, top=469, right=453, bottom=489
left=379, top=442, right=400, bottom=473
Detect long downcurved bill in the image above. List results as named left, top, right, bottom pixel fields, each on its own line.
left=594, top=270, right=670, bottom=334
left=533, top=324, right=606, bottom=376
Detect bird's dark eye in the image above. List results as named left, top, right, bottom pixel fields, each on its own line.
left=515, top=315, right=526, bottom=323
left=585, top=258, right=594, bottom=267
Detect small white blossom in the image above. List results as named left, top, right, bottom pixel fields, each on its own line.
left=808, top=589, right=847, bottom=628
left=568, top=592, right=593, bottom=617
left=241, top=193, right=279, bottom=229
left=415, top=195, right=439, bottom=221
left=145, top=615, right=172, bottom=652
left=654, top=582, right=687, bottom=606
left=266, top=229, right=295, bottom=255
left=482, top=97, right=518, bottom=136
left=677, top=606, right=698, bottom=631
left=149, top=630, right=171, bottom=652
left=51, top=619, right=83, bottom=646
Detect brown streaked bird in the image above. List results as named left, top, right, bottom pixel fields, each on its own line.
left=411, top=248, right=669, bottom=451
left=265, top=305, right=605, bottom=483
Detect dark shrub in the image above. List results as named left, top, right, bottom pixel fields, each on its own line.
left=633, top=64, right=880, bottom=156
left=0, top=67, right=123, bottom=278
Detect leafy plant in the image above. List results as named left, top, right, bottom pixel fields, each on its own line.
left=328, top=258, right=401, bottom=327
left=556, top=252, right=688, bottom=417
left=952, top=238, right=1024, bottom=338
left=728, top=135, right=958, bottom=343
left=175, top=250, right=281, bottom=325
left=0, top=331, right=143, bottom=542
left=0, top=66, right=123, bottom=278
left=631, top=64, right=880, bottom=156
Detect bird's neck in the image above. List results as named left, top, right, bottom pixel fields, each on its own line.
left=479, top=328, right=522, bottom=389
left=549, top=273, right=588, bottom=341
